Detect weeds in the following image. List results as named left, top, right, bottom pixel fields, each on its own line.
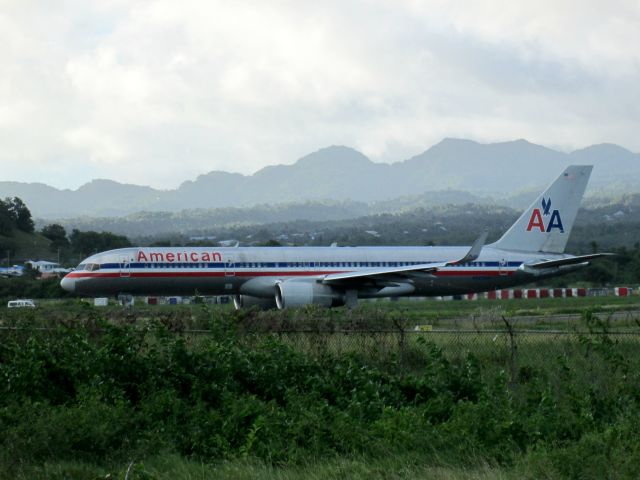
left=0, top=308, right=639, bottom=478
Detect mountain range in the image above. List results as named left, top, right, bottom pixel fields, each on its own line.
left=2, top=138, right=639, bottom=219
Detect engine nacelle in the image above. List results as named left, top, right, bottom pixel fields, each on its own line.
left=275, top=280, right=343, bottom=309
left=233, top=295, right=278, bottom=310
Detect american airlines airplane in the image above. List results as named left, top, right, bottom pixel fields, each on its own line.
left=61, top=165, right=608, bottom=309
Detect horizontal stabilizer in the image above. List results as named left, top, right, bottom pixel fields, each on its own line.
left=526, top=253, right=614, bottom=269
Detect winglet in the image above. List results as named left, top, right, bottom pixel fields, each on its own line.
left=448, top=230, right=488, bottom=265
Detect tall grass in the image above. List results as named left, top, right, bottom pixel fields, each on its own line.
left=1, top=306, right=639, bottom=478
left=5, top=455, right=511, bottom=480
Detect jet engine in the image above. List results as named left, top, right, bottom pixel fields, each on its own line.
left=233, top=295, right=278, bottom=310
left=275, top=280, right=344, bottom=309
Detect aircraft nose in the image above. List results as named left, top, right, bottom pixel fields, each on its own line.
left=60, top=275, right=75, bottom=293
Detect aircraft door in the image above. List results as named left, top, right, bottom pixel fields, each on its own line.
left=224, top=256, right=235, bottom=277
left=498, top=258, right=508, bottom=276
left=119, top=254, right=131, bottom=278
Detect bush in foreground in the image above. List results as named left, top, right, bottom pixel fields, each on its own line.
left=0, top=308, right=639, bottom=478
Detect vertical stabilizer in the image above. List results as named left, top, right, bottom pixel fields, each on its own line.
left=490, top=165, right=592, bottom=253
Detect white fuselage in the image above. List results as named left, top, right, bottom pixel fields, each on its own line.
left=61, top=245, right=569, bottom=298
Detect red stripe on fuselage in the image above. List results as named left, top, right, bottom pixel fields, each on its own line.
left=66, top=269, right=515, bottom=279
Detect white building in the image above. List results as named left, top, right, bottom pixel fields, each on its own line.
left=25, top=260, right=72, bottom=276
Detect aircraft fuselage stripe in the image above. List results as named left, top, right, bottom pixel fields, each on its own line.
left=66, top=269, right=516, bottom=279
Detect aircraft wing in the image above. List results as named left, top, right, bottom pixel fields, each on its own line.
left=525, top=253, right=614, bottom=269
left=322, top=231, right=488, bottom=286
left=321, top=262, right=445, bottom=285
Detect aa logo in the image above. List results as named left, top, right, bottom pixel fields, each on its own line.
left=526, top=197, right=564, bottom=233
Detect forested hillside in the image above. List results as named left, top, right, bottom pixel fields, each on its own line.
left=5, top=139, right=640, bottom=218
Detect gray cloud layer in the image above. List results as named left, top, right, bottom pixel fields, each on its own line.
left=1, top=0, right=638, bottom=189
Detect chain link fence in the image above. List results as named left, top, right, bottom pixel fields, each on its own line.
left=3, top=305, right=639, bottom=386
left=243, top=327, right=640, bottom=387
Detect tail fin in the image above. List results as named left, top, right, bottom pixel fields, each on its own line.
left=490, top=165, right=592, bottom=253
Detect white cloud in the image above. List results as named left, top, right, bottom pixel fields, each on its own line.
left=0, top=0, right=638, bottom=189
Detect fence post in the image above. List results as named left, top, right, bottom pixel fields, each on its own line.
left=501, top=315, right=518, bottom=389
left=392, top=315, right=406, bottom=374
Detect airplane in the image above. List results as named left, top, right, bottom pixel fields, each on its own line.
left=61, top=165, right=610, bottom=309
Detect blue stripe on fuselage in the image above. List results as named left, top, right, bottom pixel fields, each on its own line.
left=96, top=261, right=524, bottom=270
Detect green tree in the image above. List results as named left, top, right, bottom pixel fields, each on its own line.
left=70, top=229, right=132, bottom=255
left=5, top=197, right=34, bottom=233
left=149, top=240, right=172, bottom=247
left=0, top=199, right=14, bottom=236
left=41, top=224, right=70, bottom=252
left=261, top=239, right=282, bottom=246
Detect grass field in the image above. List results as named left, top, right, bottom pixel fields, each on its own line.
left=5, top=454, right=518, bottom=480
left=1, top=298, right=640, bottom=479
left=5, top=292, right=639, bottom=324
left=6, top=296, right=640, bottom=330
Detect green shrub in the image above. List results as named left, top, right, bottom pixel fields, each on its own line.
left=1, top=308, right=639, bottom=478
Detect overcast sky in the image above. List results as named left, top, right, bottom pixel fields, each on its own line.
left=1, top=0, right=638, bottom=190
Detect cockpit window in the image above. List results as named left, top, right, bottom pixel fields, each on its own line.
left=77, top=264, right=86, bottom=271
left=86, top=263, right=100, bottom=271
